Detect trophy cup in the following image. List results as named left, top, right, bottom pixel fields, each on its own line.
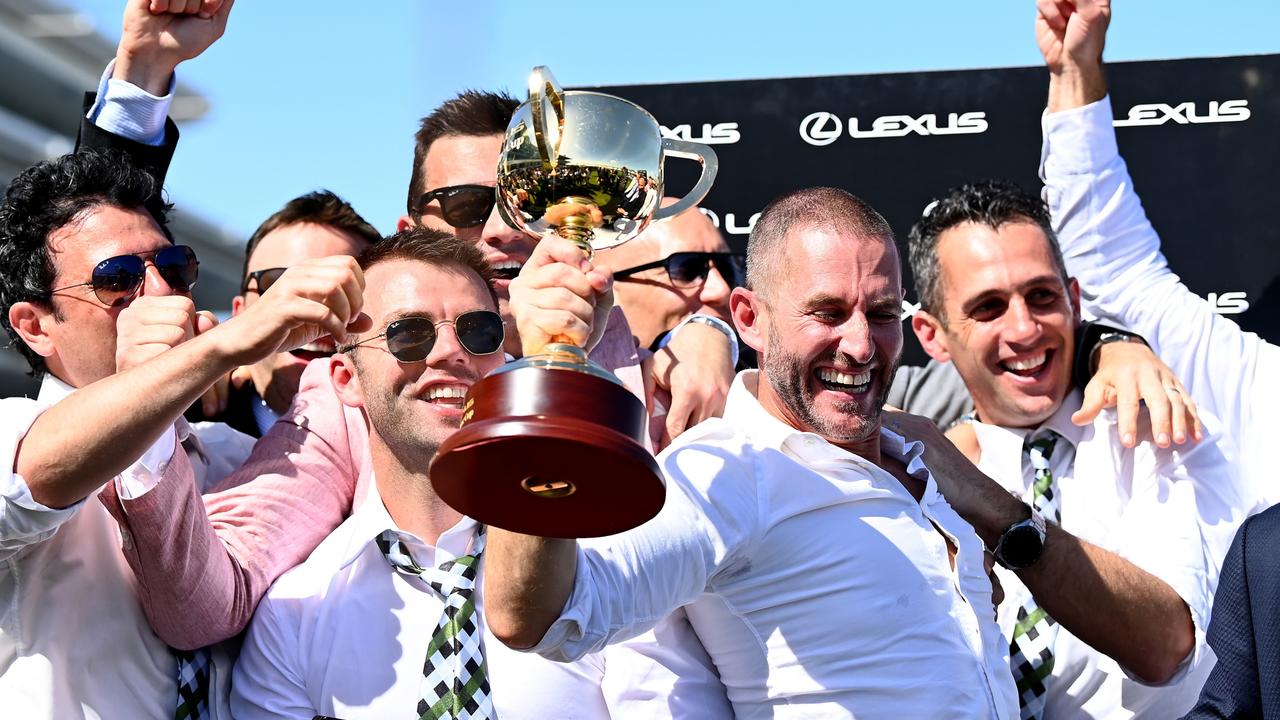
left=430, top=67, right=719, bottom=538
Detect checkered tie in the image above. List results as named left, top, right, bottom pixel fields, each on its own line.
left=1009, top=432, right=1061, bottom=719
left=377, top=527, right=494, bottom=720
left=174, top=647, right=211, bottom=719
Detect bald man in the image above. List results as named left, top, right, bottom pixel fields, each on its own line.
left=596, top=201, right=739, bottom=351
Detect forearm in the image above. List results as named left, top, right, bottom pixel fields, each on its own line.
left=19, top=333, right=235, bottom=508
left=483, top=528, right=577, bottom=649
left=1047, top=63, right=1107, bottom=114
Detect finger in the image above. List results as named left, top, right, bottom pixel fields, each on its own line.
left=1036, top=0, right=1068, bottom=32
left=526, top=236, right=590, bottom=272
left=198, top=0, right=221, bottom=18
left=1115, top=378, right=1140, bottom=448
left=527, top=308, right=592, bottom=347
left=521, top=261, right=597, bottom=298
left=1184, top=391, right=1204, bottom=442
left=346, top=312, right=374, bottom=334
left=195, top=310, right=219, bottom=336
left=150, top=0, right=171, bottom=13
left=1165, top=384, right=1189, bottom=445
left=665, top=396, right=691, bottom=446
left=1139, top=370, right=1172, bottom=448
left=230, top=364, right=253, bottom=388
left=1071, top=373, right=1108, bottom=426
left=212, top=0, right=234, bottom=31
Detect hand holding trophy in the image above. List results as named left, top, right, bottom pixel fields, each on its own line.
left=430, top=67, right=718, bottom=538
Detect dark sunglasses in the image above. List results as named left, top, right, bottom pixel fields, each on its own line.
left=614, top=251, right=744, bottom=289
left=51, top=245, right=199, bottom=307
left=342, top=310, right=505, bottom=362
left=414, top=184, right=497, bottom=229
left=242, top=267, right=287, bottom=295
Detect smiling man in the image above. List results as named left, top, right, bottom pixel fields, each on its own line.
left=908, top=180, right=1238, bottom=718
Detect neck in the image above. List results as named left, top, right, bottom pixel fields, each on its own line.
left=368, top=433, right=461, bottom=545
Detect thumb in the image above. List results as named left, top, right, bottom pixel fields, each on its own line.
left=345, top=312, right=374, bottom=334
left=1071, top=377, right=1107, bottom=426
left=195, top=310, right=219, bottom=336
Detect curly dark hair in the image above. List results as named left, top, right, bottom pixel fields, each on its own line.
left=907, top=179, right=1065, bottom=323
left=0, top=149, right=171, bottom=376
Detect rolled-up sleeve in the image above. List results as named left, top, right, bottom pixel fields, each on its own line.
left=0, top=398, right=82, bottom=561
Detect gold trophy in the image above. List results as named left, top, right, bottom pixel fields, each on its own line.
left=431, top=67, right=718, bottom=538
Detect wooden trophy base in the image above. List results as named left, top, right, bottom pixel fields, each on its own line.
left=430, top=358, right=664, bottom=538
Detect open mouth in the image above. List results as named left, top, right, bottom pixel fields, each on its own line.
left=491, top=260, right=523, bottom=281
left=815, top=367, right=872, bottom=393
left=288, top=348, right=334, bottom=362
left=423, top=383, right=469, bottom=407
left=998, top=350, right=1052, bottom=379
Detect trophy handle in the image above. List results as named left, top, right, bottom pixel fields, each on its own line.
left=653, top=139, right=719, bottom=221
left=529, top=66, right=566, bottom=166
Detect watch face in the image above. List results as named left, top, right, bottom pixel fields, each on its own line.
left=1001, top=524, right=1045, bottom=569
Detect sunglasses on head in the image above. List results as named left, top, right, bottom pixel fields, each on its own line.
left=242, top=267, right=287, bottom=295
left=342, top=310, right=505, bottom=362
left=614, top=251, right=744, bottom=289
left=51, top=244, right=199, bottom=308
left=415, top=184, right=497, bottom=229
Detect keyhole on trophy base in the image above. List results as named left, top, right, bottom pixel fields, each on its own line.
left=521, top=476, right=576, bottom=498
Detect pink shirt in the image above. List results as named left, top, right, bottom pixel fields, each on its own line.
left=99, top=306, right=651, bottom=648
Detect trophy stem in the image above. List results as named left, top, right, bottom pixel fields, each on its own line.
left=550, top=195, right=599, bottom=257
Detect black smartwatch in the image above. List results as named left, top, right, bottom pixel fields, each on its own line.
left=1073, top=321, right=1149, bottom=391
left=990, top=501, right=1047, bottom=570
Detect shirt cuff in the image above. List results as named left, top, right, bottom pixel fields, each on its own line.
left=115, top=425, right=179, bottom=500
left=86, top=59, right=175, bottom=147
left=1039, top=95, right=1119, bottom=179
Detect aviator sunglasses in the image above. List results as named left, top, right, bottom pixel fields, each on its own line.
left=51, top=245, right=199, bottom=307
left=414, top=184, right=497, bottom=229
left=341, top=310, right=505, bottom=362
left=613, top=251, right=744, bottom=289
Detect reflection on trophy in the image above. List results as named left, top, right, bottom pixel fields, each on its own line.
left=430, top=66, right=718, bottom=538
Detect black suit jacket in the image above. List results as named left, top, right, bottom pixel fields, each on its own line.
left=183, top=380, right=268, bottom=439
left=74, top=91, right=179, bottom=219
left=1185, top=505, right=1280, bottom=719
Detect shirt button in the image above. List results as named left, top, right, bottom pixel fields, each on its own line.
left=119, top=528, right=134, bottom=552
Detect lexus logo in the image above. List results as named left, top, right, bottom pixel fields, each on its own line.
left=799, top=112, right=844, bottom=146
left=799, top=110, right=988, bottom=146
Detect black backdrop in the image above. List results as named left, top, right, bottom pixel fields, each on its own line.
left=594, top=55, right=1279, bottom=364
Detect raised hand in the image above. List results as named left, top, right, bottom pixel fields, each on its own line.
left=508, top=236, right=614, bottom=358
left=1035, top=0, right=1110, bottom=73
left=114, top=0, right=235, bottom=95
left=115, top=294, right=203, bottom=371
left=209, top=255, right=369, bottom=367
left=652, top=322, right=733, bottom=450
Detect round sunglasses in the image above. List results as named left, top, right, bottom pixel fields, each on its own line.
left=342, top=310, right=505, bottom=363
left=414, top=184, right=497, bottom=229
left=51, top=245, right=199, bottom=307
left=613, top=251, right=744, bottom=289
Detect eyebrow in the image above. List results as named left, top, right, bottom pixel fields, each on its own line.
left=800, top=293, right=902, bottom=311
left=959, top=274, right=1063, bottom=313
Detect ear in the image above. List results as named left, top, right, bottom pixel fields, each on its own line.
left=730, top=286, right=765, bottom=353
left=911, top=309, right=952, bottom=364
left=329, top=353, right=365, bottom=409
left=1067, top=276, right=1081, bottom=319
left=396, top=215, right=417, bottom=232
left=231, top=294, right=246, bottom=316
left=8, top=301, right=56, bottom=361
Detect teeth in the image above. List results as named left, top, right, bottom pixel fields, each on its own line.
left=1005, top=352, right=1046, bottom=371
left=426, top=385, right=468, bottom=400
left=817, top=368, right=872, bottom=387
left=492, top=261, right=523, bottom=271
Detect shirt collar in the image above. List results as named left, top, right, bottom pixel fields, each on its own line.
left=971, top=388, right=1087, bottom=459
left=335, top=478, right=479, bottom=571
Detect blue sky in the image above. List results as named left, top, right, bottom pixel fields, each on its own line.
left=64, top=1, right=1280, bottom=241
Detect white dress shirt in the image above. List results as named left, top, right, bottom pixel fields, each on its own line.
left=235, top=480, right=724, bottom=720
left=973, top=390, right=1228, bottom=718
left=530, top=371, right=1018, bottom=719
left=0, top=375, right=248, bottom=719
left=1040, top=96, right=1277, bottom=513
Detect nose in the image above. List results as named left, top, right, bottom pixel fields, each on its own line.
left=426, top=322, right=468, bottom=367
left=837, top=313, right=875, bottom=365
left=140, top=261, right=180, bottom=297
left=1005, top=296, right=1040, bottom=345
left=480, top=203, right=525, bottom=253
left=698, top=264, right=732, bottom=317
